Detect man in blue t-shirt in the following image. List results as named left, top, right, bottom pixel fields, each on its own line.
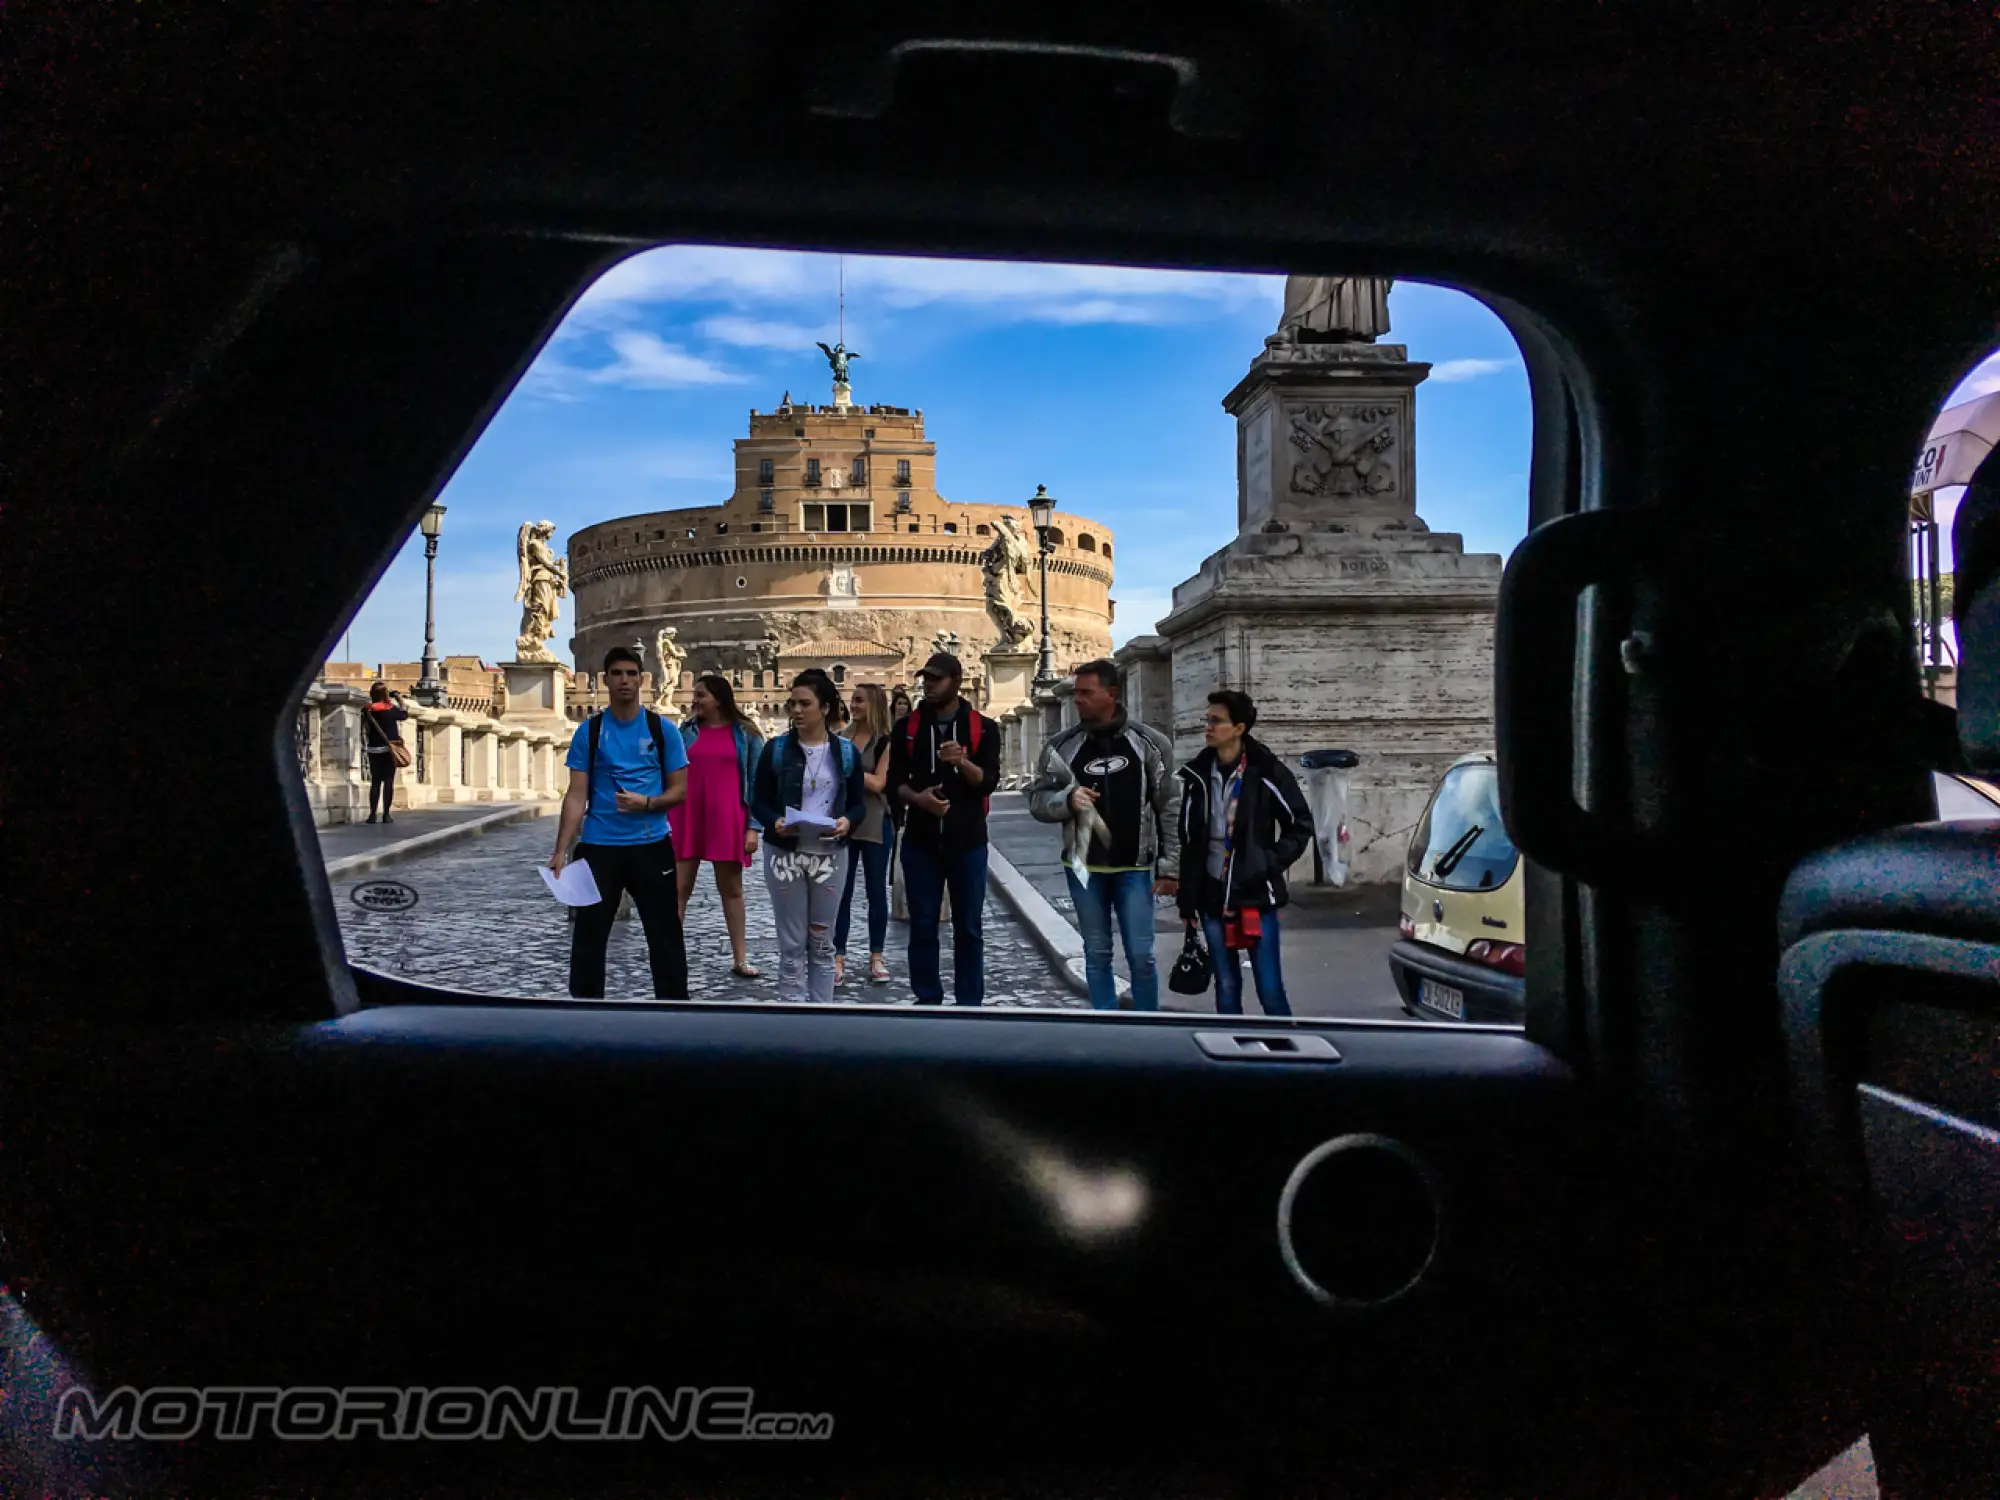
left=549, top=645, right=691, bottom=998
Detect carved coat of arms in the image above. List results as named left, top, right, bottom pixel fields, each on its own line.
left=1287, top=402, right=1400, bottom=499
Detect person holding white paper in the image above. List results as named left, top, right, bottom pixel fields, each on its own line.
left=548, top=645, right=690, bottom=1000
left=750, top=673, right=868, bottom=1004
left=539, top=859, right=601, bottom=906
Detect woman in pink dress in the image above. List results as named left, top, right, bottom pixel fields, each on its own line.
left=672, top=674, right=765, bottom=980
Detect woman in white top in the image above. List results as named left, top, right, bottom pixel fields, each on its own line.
left=749, top=673, right=869, bottom=1004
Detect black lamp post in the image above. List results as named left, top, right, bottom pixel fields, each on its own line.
left=1028, top=484, right=1057, bottom=687
left=415, top=503, right=447, bottom=707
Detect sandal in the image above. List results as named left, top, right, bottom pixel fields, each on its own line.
left=868, top=957, right=891, bottom=985
left=731, top=963, right=762, bottom=980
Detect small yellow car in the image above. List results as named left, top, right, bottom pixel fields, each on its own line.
left=1389, top=752, right=1524, bottom=1023
left=1390, top=756, right=2000, bottom=1025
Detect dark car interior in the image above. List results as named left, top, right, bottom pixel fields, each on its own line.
left=11, top=5, right=2000, bottom=1496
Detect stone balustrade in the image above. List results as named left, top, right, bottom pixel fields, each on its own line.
left=297, top=683, right=567, bottom=827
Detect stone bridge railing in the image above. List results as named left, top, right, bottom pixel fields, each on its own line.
left=296, top=685, right=567, bottom=827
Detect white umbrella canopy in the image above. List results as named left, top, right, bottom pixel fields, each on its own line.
left=1911, top=390, right=2000, bottom=516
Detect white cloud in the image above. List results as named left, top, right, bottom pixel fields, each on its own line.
left=576, top=246, right=818, bottom=315
left=1032, top=298, right=1172, bottom=326
left=700, top=314, right=842, bottom=350
left=1949, top=350, right=2000, bottom=405
left=567, top=246, right=1278, bottom=331
left=524, top=332, right=749, bottom=399
left=590, top=332, right=747, bottom=388
left=1428, top=358, right=1514, bottom=383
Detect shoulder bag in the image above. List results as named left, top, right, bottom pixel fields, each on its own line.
left=366, top=707, right=413, bottom=768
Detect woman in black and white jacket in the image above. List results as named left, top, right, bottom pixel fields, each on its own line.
left=1174, top=689, right=1315, bottom=1017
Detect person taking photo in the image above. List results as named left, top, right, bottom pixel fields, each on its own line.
left=361, top=682, right=409, bottom=825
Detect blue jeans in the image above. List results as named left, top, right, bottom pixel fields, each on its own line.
left=1065, top=868, right=1160, bottom=1012
left=834, top=827, right=895, bottom=956
left=1200, top=905, right=1291, bottom=1016
left=902, top=840, right=988, bottom=1006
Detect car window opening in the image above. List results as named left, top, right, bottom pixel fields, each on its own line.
left=313, top=249, right=1533, bottom=1023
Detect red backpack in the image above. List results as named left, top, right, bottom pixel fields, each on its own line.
left=904, top=708, right=990, bottom=815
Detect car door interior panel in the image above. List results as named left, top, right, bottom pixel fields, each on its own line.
left=14, top=3, right=2000, bottom=1495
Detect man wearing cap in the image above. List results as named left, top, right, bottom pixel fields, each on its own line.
left=887, top=652, right=1003, bottom=1006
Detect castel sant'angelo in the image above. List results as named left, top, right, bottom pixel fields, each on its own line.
left=567, top=347, right=1115, bottom=723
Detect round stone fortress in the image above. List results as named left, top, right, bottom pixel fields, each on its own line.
left=567, top=394, right=1115, bottom=723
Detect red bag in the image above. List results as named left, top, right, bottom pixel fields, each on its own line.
left=1223, top=907, right=1263, bottom=951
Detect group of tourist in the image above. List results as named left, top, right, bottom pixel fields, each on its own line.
left=545, top=643, right=1314, bottom=1017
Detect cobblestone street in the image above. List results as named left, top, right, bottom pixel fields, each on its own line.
left=331, top=818, right=1086, bottom=1007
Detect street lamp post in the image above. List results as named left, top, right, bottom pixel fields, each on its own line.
left=1028, top=484, right=1057, bottom=687
left=415, top=503, right=447, bottom=707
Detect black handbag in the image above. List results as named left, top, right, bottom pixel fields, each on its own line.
left=1167, top=921, right=1213, bottom=996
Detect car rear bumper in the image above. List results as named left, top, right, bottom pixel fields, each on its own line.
left=1387, top=939, right=1526, bottom=1023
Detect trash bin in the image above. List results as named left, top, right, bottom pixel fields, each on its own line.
left=1296, top=748, right=1360, bottom=888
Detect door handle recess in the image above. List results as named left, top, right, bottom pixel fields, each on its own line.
left=1194, top=1032, right=1342, bottom=1062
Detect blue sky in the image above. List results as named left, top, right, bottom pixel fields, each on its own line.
left=335, top=247, right=2000, bottom=669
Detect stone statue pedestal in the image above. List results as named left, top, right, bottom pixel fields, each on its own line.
left=1158, top=337, right=1501, bottom=885
left=1226, top=339, right=1429, bottom=535
left=981, top=647, right=1039, bottom=719
left=501, top=660, right=573, bottom=733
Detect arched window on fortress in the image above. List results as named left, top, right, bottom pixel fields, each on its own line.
left=1102, top=543, right=1111, bottom=560
left=1045, top=527, right=1065, bottom=547
left=975, top=524, right=991, bottom=536
left=831, top=663, right=848, bottom=685
left=943, top=522, right=957, bottom=534
left=1078, top=533, right=1097, bottom=552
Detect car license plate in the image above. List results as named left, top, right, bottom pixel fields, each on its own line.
left=1420, top=979, right=1466, bottom=1019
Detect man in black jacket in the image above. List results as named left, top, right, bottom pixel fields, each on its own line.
left=887, top=652, right=1003, bottom=1006
left=1175, top=689, right=1316, bottom=1016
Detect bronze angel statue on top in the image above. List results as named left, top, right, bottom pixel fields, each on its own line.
left=816, top=341, right=859, bottom=385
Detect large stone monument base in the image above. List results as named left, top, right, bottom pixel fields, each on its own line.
left=1158, top=330, right=1502, bottom=885
left=1160, top=532, right=1499, bottom=884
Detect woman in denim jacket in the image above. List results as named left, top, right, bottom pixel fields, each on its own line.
left=750, top=674, right=869, bottom=1004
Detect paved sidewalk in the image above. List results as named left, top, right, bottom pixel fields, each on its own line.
left=985, top=791, right=1409, bottom=1020
left=315, top=801, right=560, bottom=877
left=331, top=816, right=1083, bottom=1007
